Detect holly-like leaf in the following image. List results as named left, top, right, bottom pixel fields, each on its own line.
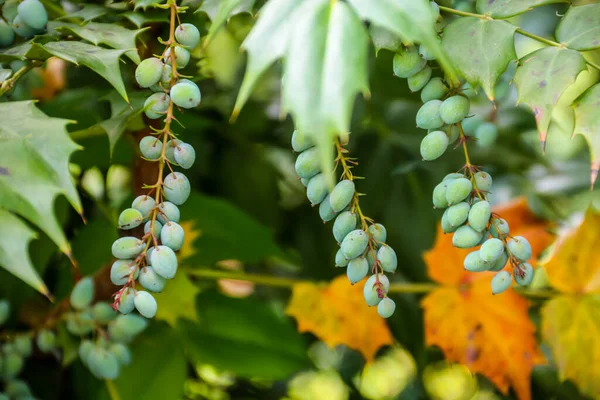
left=286, top=275, right=394, bottom=362
left=121, top=10, right=168, bottom=28
left=442, top=17, right=516, bottom=101
left=232, top=0, right=303, bottom=116
left=0, top=40, right=42, bottom=62
left=346, top=0, right=457, bottom=82
left=134, top=0, right=165, bottom=11
left=476, top=0, right=568, bottom=19
left=197, top=0, right=255, bottom=42
left=422, top=198, right=552, bottom=400
left=541, top=210, right=600, bottom=399
left=369, top=25, right=402, bottom=55
left=573, top=83, right=600, bottom=187
left=179, top=291, right=311, bottom=380
left=34, top=41, right=130, bottom=101
left=0, top=209, right=49, bottom=297
left=556, top=4, right=600, bottom=51
left=49, top=21, right=147, bottom=63
left=513, top=47, right=586, bottom=148
left=56, top=4, right=109, bottom=22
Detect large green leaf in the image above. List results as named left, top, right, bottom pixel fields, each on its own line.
left=442, top=17, right=516, bottom=100
left=49, top=21, right=147, bottom=63
left=197, top=0, right=255, bottom=42
left=178, top=291, right=311, bottom=380
left=556, top=4, right=600, bottom=51
left=121, top=10, right=168, bottom=28
left=56, top=4, right=109, bottom=22
left=282, top=0, right=369, bottom=187
left=232, top=0, right=303, bottom=116
left=573, top=83, right=600, bottom=187
left=369, top=25, right=402, bottom=55
left=513, top=47, right=586, bottom=148
left=0, top=40, right=46, bottom=62
left=0, top=209, right=49, bottom=297
left=179, top=193, right=286, bottom=266
left=476, top=0, right=568, bottom=19
left=34, top=41, right=130, bottom=101
left=346, top=0, right=456, bottom=82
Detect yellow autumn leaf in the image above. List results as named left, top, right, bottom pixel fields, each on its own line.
left=286, top=275, right=393, bottom=362
left=153, top=270, right=200, bottom=326
left=541, top=210, right=600, bottom=399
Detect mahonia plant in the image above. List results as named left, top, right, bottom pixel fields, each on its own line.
left=110, top=0, right=200, bottom=319
left=292, top=132, right=398, bottom=318
left=393, top=2, right=533, bottom=294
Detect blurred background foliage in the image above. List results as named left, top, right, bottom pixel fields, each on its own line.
left=2, top=0, right=600, bottom=399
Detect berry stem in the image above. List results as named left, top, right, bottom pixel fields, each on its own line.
left=0, top=60, right=42, bottom=97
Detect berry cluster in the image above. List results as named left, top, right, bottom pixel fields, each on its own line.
left=0, top=0, right=48, bottom=47
left=66, top=278, right=147, bottom=379
left=292, top=131, right=398, bottom=318
left=0, top=299, right=56, bottom=399
left=110, top=15, right=200, bottom=318
left=393, top=40, right=534, bottom=293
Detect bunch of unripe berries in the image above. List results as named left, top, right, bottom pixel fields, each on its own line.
left=292, top=131, right=398, bottom=318
left=108, top=22, right=200, bottom=319
left=0, top=0, right=48, bottom=48
left=393, top=43, right=534, bottom=294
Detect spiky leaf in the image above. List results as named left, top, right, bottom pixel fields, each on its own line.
left=556, top=4, right=600, bottom=51
left=573, top=83, right=600, bottom=187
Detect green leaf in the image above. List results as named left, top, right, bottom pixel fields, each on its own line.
left=56, top=4, right=109, bottom=22
left=153, top=273, right=200, bottom=326
left=49, top=21, right=147, bottom=64
left=283, top=0, right=369, bottom=188
left=134, top=0, right=165, bottom=11
left=573, top=83, right=600, bottom=187
left=179, top=193, right=286, bottom=265
left=198, top=0, right=255, bottom=42
left=0, top=209, right=49, bottom=297
left=0, top=40, right=41, bottom=62
left=34, top=41, right=130, bottom=102
left=513, top=47, right=586, bottom=147
left=232, top=0, right=303, bottom=116
left=476, top=0, right=568, bottom=19
left=121, top=10, right=168, bottom=28
left=369, top=25, right=402, bottom=55
left=556, top=4, right=600, bottom=51
left=442, top=17, right=516, bottom=100
left=178, top=291, right=311, bottom=380
left=346, top=0, right=457, bottom=83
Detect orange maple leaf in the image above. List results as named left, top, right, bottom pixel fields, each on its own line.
left=541, top=210, right=600, bottom=399
left=286, top=275, right=394, bottom=362
left=422, top=197, right=552, bottom=400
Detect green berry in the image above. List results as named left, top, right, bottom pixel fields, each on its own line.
left=118, top=208, right=144, bottom=230
left=295, top=147, right=321, bottom=179
left=444, top=173, right=464, bottom=181
left=507, top=236, right=532, bottom=262
left=475, top=122, right=498, bottom=147
left=377, top=297, right=395, bottom=318
left=3, top=353, right=23, bottom=380
left=490, top=218, right=509, bottom=238
left=160, top=221, right=184, bottom=251
left=464, top=250, right=489, bottom=272
left=468, top=200, right=491, bottom=232
left=421, top=77, right=447, bottom=103
left=149, top=245, right=178, bottom=279
left=329, top=180, right=355, bottom=212
left=480, top=238, right=504, bottom=263
left=419, top=43, right=436, bottom=61
left=17, top=0, right=46, bottom=29
left=363, top=274, right=389, bottom=306
left=319, top=194, right=337, bottom=222
left=110, top=260, right=137, bottom=286
left=491, top=270, right=512, bottom=294
left=0, top=300, right=10, bottom=325
left=139, top=266, right=166, bottom=293
left=36, top=329, right=55, bottom=353
left=109, top=343, right=131, bottom=365
left=134, top=291, right=157, bottom=318
left=441, top=209, right=458, bottom=233
left=461, top=116, right=483, bottom=136
left=489, top=251, right=509, bottom=272
left=0, top=20, right=16, bottom=47
left=157, top=201, right=180, bottom=224
left=175, top=23, right=200, bottom=49
left=340, top=229, right=369, bottom=259
left=445, top=177, right=472, bottom=205
left=144, top=220, right=162, bottom=237
left=446, top=202, right=470, bottom=227
left=432, top=181, right=450, bottom=209
left=474, top=171, right=492, bottom=192
left=165, top=139, right=183, bottom=164
left=461, top=82, right=477, bottom=97
left=112, top=237, right=145, bottom=259
left=333, top=211, right=357, bottom=243
left=439, top=95, right=470, bottom=124
left=110, top=313, right=147, bottom=342
left=335, top=249, right=349, bottom=267
left=170, top=80, right=201, bottom=108
left=393, top=46, right=426, bottom=78
left=144, top=92, right=170, bottom=119
left=420, top=130, right=448, bottom=161
left=14, top=336, right=32, bottom=357
left=65, top=311, right=95, bottom=335
left=367, top=223, right=387, bottom=245
left=452, top=225, right=483, bottom=248
left=163, top=172, right=190, bottom=205
left=139, top=136, right=163, bottom=160
left=92, top=302, right=117, bottom=323
left=117, top=288, right=136, bottom=314
left=347, top=257, right=369, bottom=284
left=377, top=244, right=397, bottom=273
left=12, top=15, right=39, bottom=38
left=165, top=46, right=190, bottom=68
left=161, top=63, right=173, bottom=85
left=87, top=346, right=120, bottom=379
left=306, top=173, right=329, bottom=205
left=79, top=340, right=94, bottom=365
left=173, top=142, right=195, bottom=169
left=416, top=100, right=444, bottom=130
left=132, top=195, right=156, bottom=221
left=70, top=277, right=94, bottom=310
left=291, top=130, right=314, bottom=152
left=514, top=263, right=534, bottom=286
left=408, top=65, right=432, bottom=92
left=135, top=58, right=163, bottom=88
